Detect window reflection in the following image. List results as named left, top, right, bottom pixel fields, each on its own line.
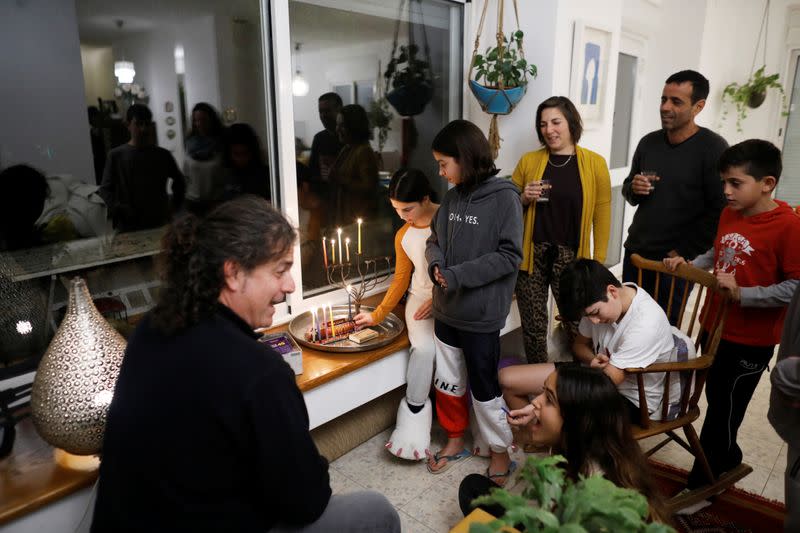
left=290, top=0, right=462, bottom=296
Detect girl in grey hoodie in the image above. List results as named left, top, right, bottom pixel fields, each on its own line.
left=425, top=120, right=523, bottom=486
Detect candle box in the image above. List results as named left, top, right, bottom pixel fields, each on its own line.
left=259, top=332, right=303, bottom=375
left=349, top=328, right=380, bottom=344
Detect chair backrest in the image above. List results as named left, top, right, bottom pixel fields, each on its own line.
left=629, top=254, right=730, bottom=426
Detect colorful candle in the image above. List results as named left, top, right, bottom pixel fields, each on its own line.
left=322, top=237, right=328, bottom=268
left=331, top=238, right=336, bottom=265
left=357, top=218, right=363, bottom=254
left=310, top=307, right=317, bottom=341
left=337, top=228, right=343, bottom=263
left=328, top=304, right=336, bottom=337
left=345, top=238, right=351, bottom=262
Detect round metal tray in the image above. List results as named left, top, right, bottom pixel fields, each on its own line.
left=288, top=305, right=404, bottom=353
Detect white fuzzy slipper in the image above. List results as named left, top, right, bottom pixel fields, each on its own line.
left=385, top=398, right=432, bottom=461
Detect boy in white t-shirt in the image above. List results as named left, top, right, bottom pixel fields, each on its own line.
left=501, top=259, right=690, bottom=423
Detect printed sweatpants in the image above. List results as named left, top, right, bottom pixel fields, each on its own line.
left=404, top=292, right=436, bottom=406
left=515, top=242, right=576, bottom=364
left=433, top=320, right=512, bottom=453
left=687, top=338, right=774, bottom=487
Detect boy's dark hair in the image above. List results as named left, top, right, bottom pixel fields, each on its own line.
left=319, top=92, right=343, bottom=107
left=718, top=139, right=782, bottom=183
left=431, top=119, right=498, bottom=190
left=664, top=70, right=710, bottom=103
left=536, top=96, right=583, bottom=146
left=126, top=104, right=152, bottom=124
left=389, top=168, right=437, bottom=203
left=339, top=104, right=372, bottom=143
left=557, top=259, right=622, bottom=322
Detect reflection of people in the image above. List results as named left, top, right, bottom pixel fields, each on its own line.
left=0, top=164, right=48, bottom=251
left=460, top=365, right=669, bottom=524
left=92, top=196, right=400, bottom=532
left=309, top=92, right=343, bottom=184
left=622, top=70, right=727, bottom=324
left=98, top=104, right=185, bottom=232
left=354, top=168, right=442, bottom=461
left=769, top=284, right=800, bottom=532
left=222, top=123, right=270, bottom=202
left=88, top=106, right=107, bottom=185
left=513, top=96, right=611, bottom=364
left=500, top=259, right=682, bottom=424
left=184, top=102, right=226, bottom=215
left=330, top=104, right=379, bottom=225
left=426, top=120, right=523, bottom=486
left=663, top=140, right=800, bottom=490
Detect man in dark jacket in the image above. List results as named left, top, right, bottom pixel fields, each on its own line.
left=92, top=196, right=399, bottom=533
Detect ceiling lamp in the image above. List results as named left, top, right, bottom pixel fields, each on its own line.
left=113, top=20, right=135, bottom=84
left=292, top=42, right=309, bottom=97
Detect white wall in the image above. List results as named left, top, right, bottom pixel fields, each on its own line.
left=0, top=0, right=94, bottom=182
left=80, top=45, right=115, bottom=107
left=177, top=15, right=223, bottom=115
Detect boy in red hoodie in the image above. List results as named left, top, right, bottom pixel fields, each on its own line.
left=665, top=139, right=800, bottom=488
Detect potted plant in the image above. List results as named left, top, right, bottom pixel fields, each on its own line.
left=470, top=30, right=537, bottom=115
left=721, top=66, right=785, bottom=132
left=368, top=96, right=393, bottom=153
left=384, top=44, right=434, bottom=117
left=465, top=455, right=675, bottom=533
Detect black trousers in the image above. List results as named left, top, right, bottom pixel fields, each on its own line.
left=622, top=248, right=691, bottom=327
left=434, top=320, right=501, bottom=402
left=687, top=337, right=774, bottom=487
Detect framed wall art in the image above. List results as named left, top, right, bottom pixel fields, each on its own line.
left=570, top=21, right=613, bottom=129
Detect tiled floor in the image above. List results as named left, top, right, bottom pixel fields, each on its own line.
left=329, top=331, right=787, bottom=533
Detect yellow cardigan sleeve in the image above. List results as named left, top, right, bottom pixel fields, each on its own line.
left=372, top=225, right=412, bottom=323
left=591, top=154, right=612, bottom=263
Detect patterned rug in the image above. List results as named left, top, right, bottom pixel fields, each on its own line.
left=649, top=460, right=785, bottom=533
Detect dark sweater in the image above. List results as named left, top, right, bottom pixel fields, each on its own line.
left=92, top=305, right=331, bottom=533
left=622, top=128, right=727, bottom=258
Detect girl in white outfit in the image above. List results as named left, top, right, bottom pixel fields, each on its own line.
left=354, top=168, right=445, bottom=461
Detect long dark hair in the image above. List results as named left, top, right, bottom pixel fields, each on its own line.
left=555, top=365, right=669, bottom=524
left=338, top=104, right=372, bottom=144
left=189, top=102, right=224, bottom=139
left=388, top=168, right=437, bottom=203
left=223, top=123, right=266, bottom=170
left=151, top=196, right=296, bottom=335
left=431, top=120, right=498, bottom=190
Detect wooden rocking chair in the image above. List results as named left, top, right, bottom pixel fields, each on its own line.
left=626, top=254, right=752, bottom=513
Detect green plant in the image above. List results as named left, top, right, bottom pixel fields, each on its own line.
left=367, top=97, right=393, bottom=152
left=468, top=455, right=675, bottom=533
left=473, top=31, right=537, bottom=88
left=721, top=65, right=786, bottom=132
left=384, top=44, right=432, bottom=90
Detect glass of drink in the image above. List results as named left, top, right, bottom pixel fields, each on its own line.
left=641, top=170, right=657, bottom=191
left=536, top=179, right=552, bottom=203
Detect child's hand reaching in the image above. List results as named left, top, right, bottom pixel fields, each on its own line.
left=433, top=266, right=448, bottom=289
left=590, top=353, right=610, bottom=370
left=663, top=255, right=687, bottom=271
left=506, top=403, right=534, bottom=427
left=716, top=272, right=741, bottom=301
left=353, top=312, right=376, bottom=327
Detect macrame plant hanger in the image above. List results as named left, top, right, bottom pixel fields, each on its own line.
left=385, top=0, right=434, bottom=166
left=468, top=0, right=525, bottom=159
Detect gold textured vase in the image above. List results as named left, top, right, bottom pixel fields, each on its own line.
left=31, top=277, right=126, bottom=455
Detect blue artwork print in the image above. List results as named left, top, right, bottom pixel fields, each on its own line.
left=581, top=42, right=601, bottom=105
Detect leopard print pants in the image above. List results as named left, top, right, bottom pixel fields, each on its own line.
left=515, top=243, right=576, bottom=364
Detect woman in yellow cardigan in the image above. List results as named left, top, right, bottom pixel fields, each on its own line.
left=512, top=96, right=611, bottom=363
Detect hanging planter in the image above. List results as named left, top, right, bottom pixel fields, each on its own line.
left=384, top=1, right=435, bottom=118
left=468, top=0, right=537, bottom=158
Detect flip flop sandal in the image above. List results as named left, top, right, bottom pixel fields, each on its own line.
left=426, top=448, right=471, bottom=475
left=486, top=460, right=518, bottom=487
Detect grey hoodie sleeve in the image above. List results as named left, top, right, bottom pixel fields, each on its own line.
left=440, top=189, right=523, bottom=291
left=425, top=207, right=446, bottom=282
left=740, top=278, right=800, bottom=307
left=690, top=247, right=715, bottom=271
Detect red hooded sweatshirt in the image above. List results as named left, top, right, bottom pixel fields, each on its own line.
left=702, top=199, right=800, bottom=346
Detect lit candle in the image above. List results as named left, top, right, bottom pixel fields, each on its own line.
left=322, top=237, right=328, bottom=268
left=337, top=228, right=343, bottom=263
left=346, top=284, right=353, bottom=319
left=328, top=304, right=336, bottom=337
left=345, top=238, right=351, bottom=262
left=310, top=307, right=317, bottom=341
left=357, top=218, right=363, bottom=254
left=331, top=238, right=336, bottom=265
